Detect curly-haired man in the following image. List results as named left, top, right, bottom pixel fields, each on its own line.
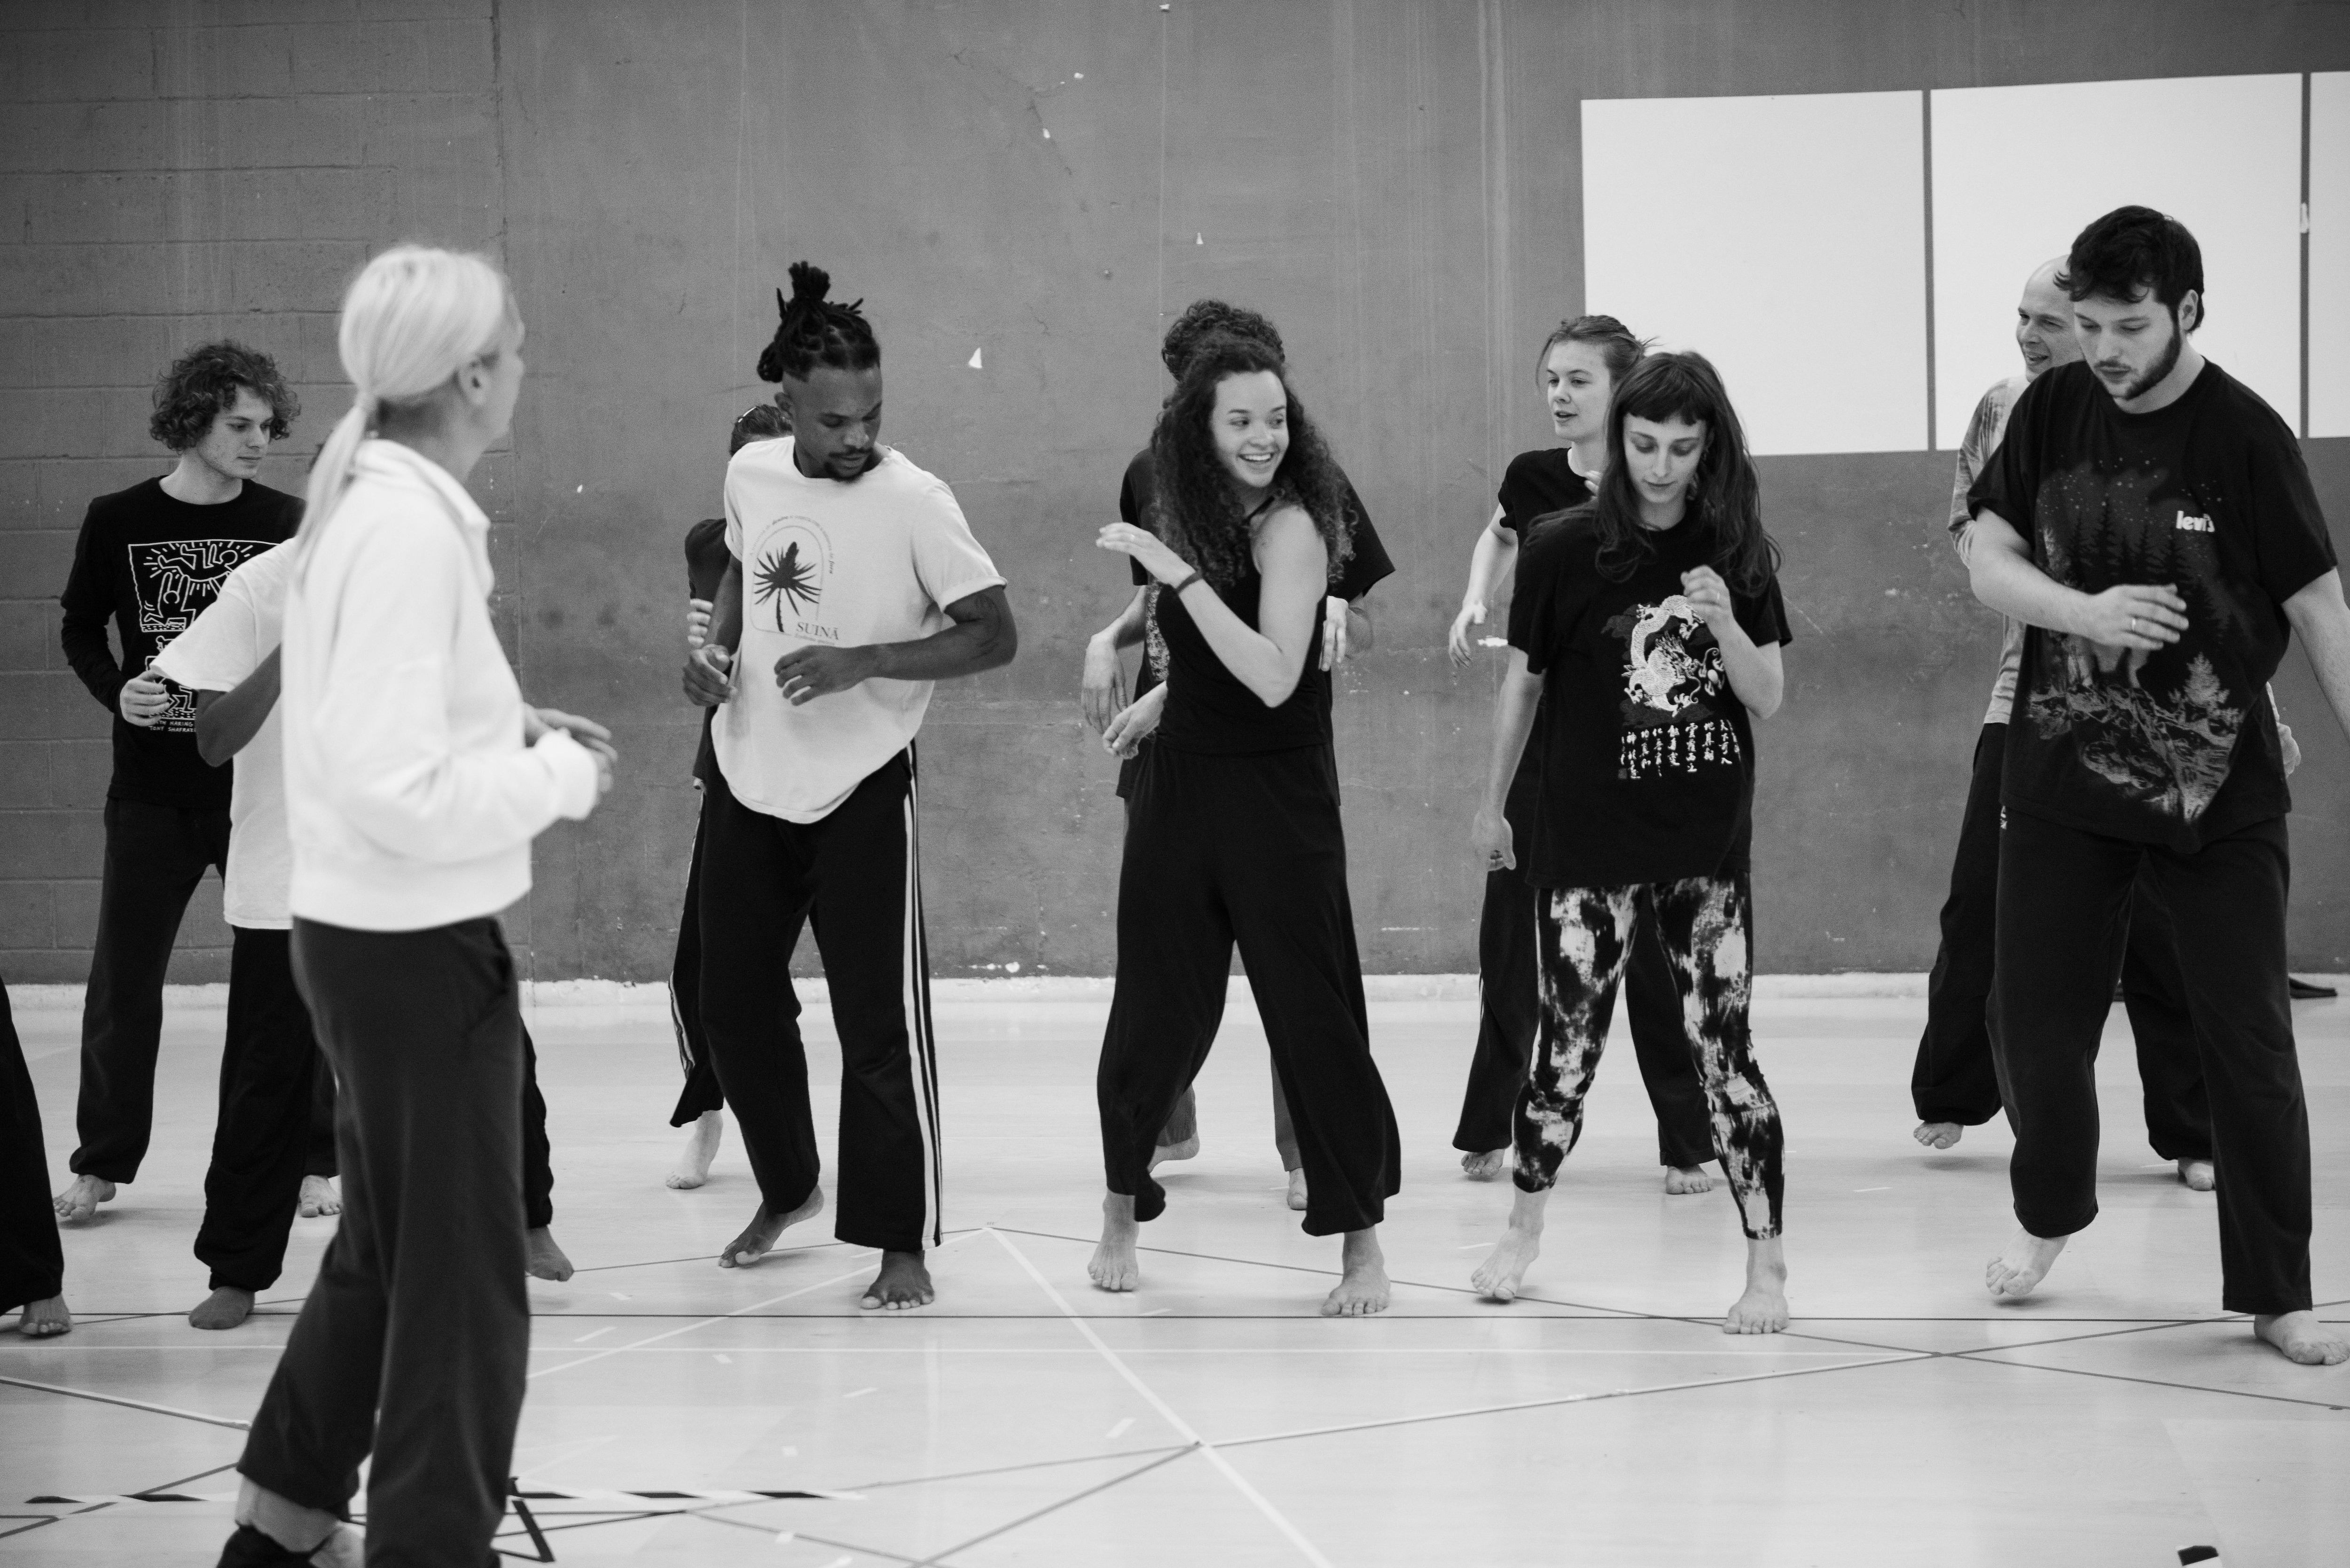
left=53, top=341, right=303, bottom=1224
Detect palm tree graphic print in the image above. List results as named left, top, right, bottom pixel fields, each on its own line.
left=754, top=539, right=822, bottom=627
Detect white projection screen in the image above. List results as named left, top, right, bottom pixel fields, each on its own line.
left=2311, top=73, right=2350, bottom=438
left=1930, top=74, right=2303, bottom=448
left=1582, top=91, right=1927, bottom=456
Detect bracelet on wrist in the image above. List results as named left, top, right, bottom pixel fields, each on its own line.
left=1170, top=569, right=1203, bottom=596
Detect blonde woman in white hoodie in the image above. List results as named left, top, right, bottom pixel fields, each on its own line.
left=219, top=246, right=610, bottom=1568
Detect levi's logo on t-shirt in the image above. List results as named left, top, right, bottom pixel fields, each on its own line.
left=2174, top=510, right=2216, bottom=534
left=750, top=517, right=841, bottom=644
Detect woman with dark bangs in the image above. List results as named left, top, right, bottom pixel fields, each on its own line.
left=1090, top=335, right=1401, bottom=1316
left=1467, top=351, right=1793, bottom=1333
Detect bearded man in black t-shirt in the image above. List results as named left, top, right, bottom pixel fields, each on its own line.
left=52, top=343, right=302, bottom=1225
left=1965, top=207, right=2349, bottom=1367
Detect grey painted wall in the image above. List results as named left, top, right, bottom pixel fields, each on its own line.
left=4, top=0, right=2348, bottom=983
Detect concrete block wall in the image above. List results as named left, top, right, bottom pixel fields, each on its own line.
left=0, top=0, right=499, bottom=983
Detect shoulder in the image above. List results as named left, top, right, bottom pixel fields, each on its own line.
left=243, top=479, right=304, bottom=530
left=872, top=449, right=964, bottom=512
left=1520, top=504, right=1600, bottom=570
left=1123, top=447, right=1155, bottom=491
left=82, top=477, right=162, bottom=524
left=229, top=540, right=294, bottom=598
left=725, top=436, right=795, bottom=484
left=2201, top=363, right=2299, bottom=451
left=1502, top=448, right=1573, bottom=487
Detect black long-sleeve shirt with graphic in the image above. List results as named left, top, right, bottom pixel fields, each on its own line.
left=58, top=477, right=299, bottom=807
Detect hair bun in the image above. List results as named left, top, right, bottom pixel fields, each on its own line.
left=787, top=261, right=831, bottom=306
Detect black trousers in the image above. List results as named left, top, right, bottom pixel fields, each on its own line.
left=1993, top=810, right=2308, bottom=1315
left=1456, top=751, right=1712, bottom=1165
left=698, top=751, right=942, bottom=1254
left=1099, top=744, right=1400, bottom=1237
left=2, top=980, right=65, bottom=1312
left=69, top=796, right=231, bottom=1182
left=1913, top=724, right=2211, bottom=1159
left=194, top=928, right=319, bottom=1293
left=668, top=792, right=726, bottom=1126
left=241, top=917, right=528, bottom=1566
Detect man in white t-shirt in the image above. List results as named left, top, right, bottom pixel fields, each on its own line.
left=682, top=264, right=1017, bottom=1310
left=156, top=545, right=574, bottom=1330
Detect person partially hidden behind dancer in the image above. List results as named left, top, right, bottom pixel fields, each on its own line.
left=1092, top=334, right=1401, bottom=1316
left=219, top=244, right=613, bottom=1568
left=1963, top=206, right=2350, bottom=1366
left=158, top=540, right=583, bottom=1324
left=3, top=976, right=70, bottom=1338
left=1081, top=298, right=1394, bottom=1212
left=1468, top=351, right=1791, bottom=1334
left=681, top=264, right=1016, bottom=1310
left=1445, top=314, right=1716, bottom=1195
left=667, top=401, right=791, bottom=1192
left=1911, top=257, right=2218, bottom=1189
left=54, top=342, right=303, bottom=1225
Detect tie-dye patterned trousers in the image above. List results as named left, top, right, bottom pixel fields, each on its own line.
left=1518, top=874, right=1785, bottom=1240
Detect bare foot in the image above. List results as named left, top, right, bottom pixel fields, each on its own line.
left=15, top=1295, right=70, bottom=1337
left=860, top=1249, right=933, bottom=1311
left=1665, top=1164, right=1716, bottom=1194
left=2176, top=1158, right=2216, bottom=1192
left=666, top=1110, right=724, bottom=1190
left=189, top=1286, right=255, bottom=1330
left=717, top=1186, right=824, bottom=1268
left=1723, top=1237, right=1789, bottom=1334
left=526, top=1227, right=574, bottom=1281
left=1460, top=1148, right=1508, bottom=1181
left=1914, top=1122, right=1963, bottom=1150
left=1090, top=1192, right=1141, bottom=1292
left=298, top=1175, right=341, bottom=1217
left=1985, top=1226, right=2069, bottom=1300
left=52, top=1173, right=115, bottom=1224
left=1286, top=1169, right=1309, bottom=1212
left=2253, top=1310, right=2350, bottom=1366
left=1322, top=1228, right=1391, bottom=1317
left=1472, top=1187, right=1549, bottom=1303
left=1148, top=1134, right=1199, bottom=1173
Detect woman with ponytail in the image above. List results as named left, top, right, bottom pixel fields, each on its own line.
left=220, top=245, right=611, bottom=1568
left=1444, top=317, right=1718, bottom=1197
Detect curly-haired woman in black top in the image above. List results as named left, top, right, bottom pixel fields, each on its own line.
left=1091, top=336, right=1401, bottom=1316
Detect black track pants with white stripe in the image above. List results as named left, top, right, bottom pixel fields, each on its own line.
left=697, top=750, right=942, bottom=1254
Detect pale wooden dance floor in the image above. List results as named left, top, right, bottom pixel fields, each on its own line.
left=5, top=985, right=2348, bottom=1566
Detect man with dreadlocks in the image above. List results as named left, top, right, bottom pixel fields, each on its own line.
left=682, top=263, right=1016, bottom=1310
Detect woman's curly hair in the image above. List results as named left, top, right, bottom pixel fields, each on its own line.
left=148, top=340, right=298, bottom=451
left=1147, top=335, right=1351, bottom=591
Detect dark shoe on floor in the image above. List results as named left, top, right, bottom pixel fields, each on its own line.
left=2289, top=975, right=2337, bottom=1000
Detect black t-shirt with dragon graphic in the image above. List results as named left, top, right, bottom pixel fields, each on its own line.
left=59, top=477, right=301, bottom=808
left=1968, top=359, right=2334, bottom=851
left=1507, top=504, right=1790, bottom=888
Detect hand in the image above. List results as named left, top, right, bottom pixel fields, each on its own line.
left=1103, top=684, right=1167, bottom=758
left=682, top=644, right=735, bottom=707
left=1471, top=804, right=1514, bottom=872
left=1448, top=601, right=1487, bottom=666
left=1319, top=595, right=1350, bottom=672
left=1095, top=522, right=1194, bottom=586
left=1679, top=566, right=1739, bottom=632
left=685, top=598, right=712, bottom=651
left=118, top=670, right=172, bottom=728
left=773, top=643, right=880, bottom=705
left=2280, top=719, right=2301, bottom=777
left=1081, top=633, right=1127, bottom=733
left=2075, top=583, right=2188, bottom=652
left=529, top=708, right=618, bottom=766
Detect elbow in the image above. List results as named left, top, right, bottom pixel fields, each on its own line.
left=982, top=616, right=1019, bottom=672
left=1251, top=672, right=1302, bottom=708
left=195, top=728, right=232, bottom=768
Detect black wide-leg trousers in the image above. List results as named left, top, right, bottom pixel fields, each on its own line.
left=195, top=928, right=318, bottom=1293
left=668, top=791, right=726, bottom=1126
left=1912, top=723, right=2210, bottom=1159
left=698, top=751, right=943, bottom=1255
left=1993, top=810, right=2308, bottom=1315
left=1455, top=747, right=1712, bottom=1165
left=240, top=917, right=528, bottom=1567
left=1, top=979, right=64, bottom=1313
left=1099, top=743, right=1400, bottom=1237
left=69, top=797, right=230, bottom=1183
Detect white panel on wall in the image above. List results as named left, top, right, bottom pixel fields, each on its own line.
left=1930, top=75, right=2303, bottom=448
left=1582, top=91, right=1926, bottom=457
left=2311, top=73, right=2350, bottom=438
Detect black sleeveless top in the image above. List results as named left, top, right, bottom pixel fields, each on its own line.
left=1155, top=554, right=1332, bottom=756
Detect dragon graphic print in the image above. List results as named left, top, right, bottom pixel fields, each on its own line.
left=1603, top=594, right=1743, bottom=781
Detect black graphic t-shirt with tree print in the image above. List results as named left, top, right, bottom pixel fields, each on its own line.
left=1507, top=504, right=1790, bottom=889
left=59, top=477, right=301, bottom=808
left=1969, top=359, right=2335, bottom=851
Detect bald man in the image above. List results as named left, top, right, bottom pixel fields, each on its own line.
left=1910, top=259, right=2216, bottom=1182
